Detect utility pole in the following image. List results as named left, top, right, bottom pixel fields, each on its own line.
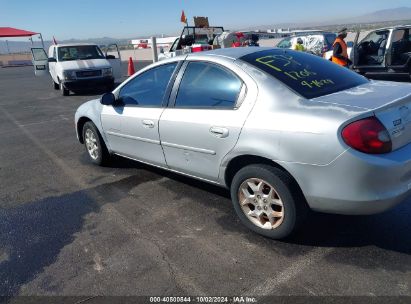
left=151, top=36, right=158, bottom=62
left=5, top=40, right=10, bottom=54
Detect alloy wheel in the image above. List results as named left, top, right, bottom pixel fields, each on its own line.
left=85, top=129, right=99, bottom=160
left=238, top=178, right=284, bottom=230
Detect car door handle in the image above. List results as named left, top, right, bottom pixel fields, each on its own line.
left=142, top=120, right=155, bottom=128
left=210, top=126, right=229, bottom=138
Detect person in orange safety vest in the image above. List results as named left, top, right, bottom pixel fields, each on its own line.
left=332, top=28, right=352, bottom=67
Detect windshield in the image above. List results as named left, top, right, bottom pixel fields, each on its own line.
left=181, top=27, right=224, bottom=45
left=277, top=38, right=291, bottom=48
left=57, top=45, right=105, bottom=61
left=240, top=49, right=369, bottom=99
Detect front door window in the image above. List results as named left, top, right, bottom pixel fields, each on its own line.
left=119, top=62, right=178, bottom=107
left=358, top=30, right=389, bottom=66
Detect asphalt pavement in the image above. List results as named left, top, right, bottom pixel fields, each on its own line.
left=0, top=63, right=410, bottom=303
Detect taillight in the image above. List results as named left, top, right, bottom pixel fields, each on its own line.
left=191, top=45, right=212, bottom=53
left=341, top=117, right=392, bottom=154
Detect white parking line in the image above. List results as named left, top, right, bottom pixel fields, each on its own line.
left=247, top=247, right=334, bottom=296
left=17, top=116, right=70, bottom=127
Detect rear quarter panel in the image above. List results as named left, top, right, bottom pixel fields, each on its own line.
left=220, top=61, right=369, bottom=184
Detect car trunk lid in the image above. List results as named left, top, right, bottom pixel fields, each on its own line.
left=373, top=91, right=411, bottom=151
left=312, top=80, right=411, bottom=151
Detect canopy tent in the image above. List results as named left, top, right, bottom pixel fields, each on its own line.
left=0, top=27, right=44, bottom=50
left=0, top=27, right=38, bottom=37
left=0, top=27, right=45, bottom=67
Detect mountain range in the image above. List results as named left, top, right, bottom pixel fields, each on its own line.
left=249, top=7, right=411, bottom=30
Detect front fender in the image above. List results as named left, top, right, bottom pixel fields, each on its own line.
left=75, top=99, right=112, bottom=152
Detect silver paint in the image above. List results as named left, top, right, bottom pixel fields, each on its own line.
left=75, top=47, right=411, bottom=215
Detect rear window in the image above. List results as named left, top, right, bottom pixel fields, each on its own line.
left=240, top=49, right=368, bottom=99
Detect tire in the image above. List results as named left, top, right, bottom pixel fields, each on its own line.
left=230, top=164, right=308, bottom=239
left=53, top=80, right=59, bottom=90
left=82, top=121, right=110, bottom=166
left=60, top=81, right=69, bottom=96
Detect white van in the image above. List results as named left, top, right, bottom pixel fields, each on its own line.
left=31, top=43, right=122, bottom=96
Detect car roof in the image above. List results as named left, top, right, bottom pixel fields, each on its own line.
left=55, top=43, right=98, bottom=47
left=374, top=25, right=411, bottom=31
left=278, top=32, right=335, bottom=40
left=292, top=32, right=335, bottom=36
left=187, top=47, right=276, bottom=60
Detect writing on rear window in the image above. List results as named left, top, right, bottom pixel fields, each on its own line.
left=240, top=49, right=368, bottom=99
left=255, top=55, right=335, bottom=91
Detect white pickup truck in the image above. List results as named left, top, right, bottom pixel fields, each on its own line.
left=31, top=43, right=122, bottom=96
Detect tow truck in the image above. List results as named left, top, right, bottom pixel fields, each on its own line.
left=159, top=17, right=224, bottom=61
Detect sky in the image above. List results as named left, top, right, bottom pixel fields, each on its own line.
left=1, top=0, right=411, bottom=41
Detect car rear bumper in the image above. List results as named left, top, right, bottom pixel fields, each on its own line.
left=63, top=77, right=113, bottom=91
left=307, top=190, right=410, bottom=215
left=286, top=142, right=411, bottom=215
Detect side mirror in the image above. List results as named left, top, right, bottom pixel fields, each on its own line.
left=48, top=58, right=57, bottom=62
left=100, top=92, right=116, bottom=105
left=106, top=55, right=115, bottom=59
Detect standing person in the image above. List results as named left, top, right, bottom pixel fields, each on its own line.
left=332, top=28, right=352, bottom=67
left=294, top=38, right=305, bottom=51
left=232, top=32, right=244, bottom=47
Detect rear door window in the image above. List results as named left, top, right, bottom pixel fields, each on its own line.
left=240, top=49, right=368, bottom=99
left=175, top=61, right=242, bottom=108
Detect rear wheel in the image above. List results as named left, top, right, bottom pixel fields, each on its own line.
left=60, top=81, right=69, bottom=96
left=82, top=121, right=110, bottom=166
left=230, top=164, right=307, bottom=239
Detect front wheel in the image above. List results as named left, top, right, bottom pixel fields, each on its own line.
left=82, top=121, right=110, bottom=166
left=53, top=80, right=59, bottom=90
left=230, top=164, right=307, bottom=239
left=60, top=82, right=69, bottom=96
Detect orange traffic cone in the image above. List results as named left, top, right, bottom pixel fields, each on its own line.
left=127, top=57, right=135, bottom=76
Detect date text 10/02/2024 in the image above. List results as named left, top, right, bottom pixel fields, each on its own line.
left=149, top=296, right=257, bottom=303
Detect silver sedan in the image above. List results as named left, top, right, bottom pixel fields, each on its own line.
left=75, top=47, right=411, bottom=239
